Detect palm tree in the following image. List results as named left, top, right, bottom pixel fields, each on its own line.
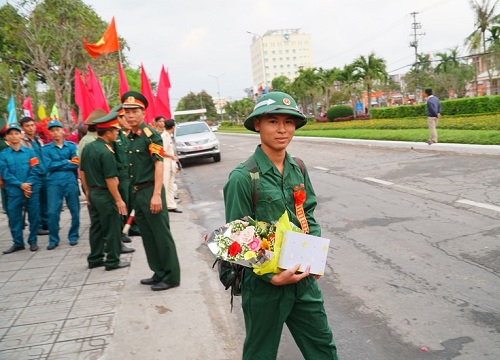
left=293, top=67, right=321, bottom=118
left=435, top=48, right=461, bottom=73
left=317, top=67, right=340, bottom=110
left=353, top=52, right=388, bottom=112
left=466, top=0, right=500, bottom=94
left=337, top=64, right=361, bottom=116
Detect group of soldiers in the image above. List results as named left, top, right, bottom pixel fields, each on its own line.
left=0, top=90, right=181, bottom=292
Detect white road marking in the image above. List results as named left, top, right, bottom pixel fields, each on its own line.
left=314, top=166, right=329, bottom=171
left=456, top=199, right=500, bottom=213
left=393, top=184, right=429, bottom=194
left=364, top=177, right=394, bottom=186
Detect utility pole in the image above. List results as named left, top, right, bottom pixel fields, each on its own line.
left=409, top=12, right=425, bottom=102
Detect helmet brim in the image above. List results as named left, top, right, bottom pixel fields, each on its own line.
left=244, top=109, right=306, bottom=132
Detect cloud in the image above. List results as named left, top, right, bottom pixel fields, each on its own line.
left=179, top=27, right=210, bottom=52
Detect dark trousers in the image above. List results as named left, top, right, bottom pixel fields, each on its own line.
left=7, top=191, right=40, bottom=247
left=47, top=182, right=80, bottom=246
left=87, top=189, right=121, bottom=267
left=132, top=185, right=180, bottom=284
left=241, top=271, right=338, bottom=360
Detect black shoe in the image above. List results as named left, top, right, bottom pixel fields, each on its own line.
left=105, top=261, right=130, bottom=271
left=140, top=277, right=160, bottom=285
left=30, top=243, right=39, bottom=252
left=168, top=208, right=183, bottom=213
left=88, top=262, right=104, bottom=269
left=174, top=196, right=179, bottom=200
left=121, top=235, right=132, bottom=243
left=47, top=244, right=58, bottom=250
left=37, top=229, right=49, bottom=235
left=121, top=245, right=135, bottom=254
left=70, top=242, right=78, bottom=246
left=3, top=245, right=25, bottom=254
left=151, top=282, right=179, bottom=291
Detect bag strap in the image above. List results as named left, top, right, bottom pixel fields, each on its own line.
left=242, top=155, right=305, bottom=216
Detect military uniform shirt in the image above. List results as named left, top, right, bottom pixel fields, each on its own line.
left=223, top=145, right=321, bottom=237
left=42, top=141, right=79, bottom=185
left=80, top=138, right=118, bottom=188
left=77, top=132, right=97, bottom=158
left=0, top=146, right=42, bottom=196
left=0, top=138, right=9, bottom=152
left=113, top=129, right=130, bottom=170
left=127, top=123, right=163, bottom=185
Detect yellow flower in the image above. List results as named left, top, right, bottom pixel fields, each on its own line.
left=261, top=238, right=270, bottom=250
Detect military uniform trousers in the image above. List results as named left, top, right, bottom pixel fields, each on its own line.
left=39, top=177, right=48, bottom=229
left=1, top=187, right=7, bottom=214
left=241, top=271, right=338, bottom=360
left=87, top=189, right=122, bottom=268
left=132, top=185, right=180, bottom=284
left=47, top=182, right=80, bottom=247
left=7, top=190, right=40, bottom=247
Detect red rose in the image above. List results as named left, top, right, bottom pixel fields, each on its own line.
left=228, top=241, right=242, bottom=257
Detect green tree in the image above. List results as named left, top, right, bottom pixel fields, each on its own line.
left=353, top=52, right=388, bottom=112
left=271, top=76, right=292, bottom=93
left=224, top=98, right=254, bottom=123
left=176, top=90, right=216, bottom=122
left=317, top=67, right=341, bottom=109
left=293, top=67, right=321, bottom=117
left=466, top=0, right=500, bottom=94
left=336, top=64, right=361, bottom=115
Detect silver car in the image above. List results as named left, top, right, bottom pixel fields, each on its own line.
left=174, top=121, right=221, bottom=164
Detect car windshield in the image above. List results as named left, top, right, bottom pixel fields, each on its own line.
left=176, top=123, right=211, bottom=136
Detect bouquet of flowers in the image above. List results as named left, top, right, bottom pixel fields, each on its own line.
left=206, top=211, right=302, bottom=275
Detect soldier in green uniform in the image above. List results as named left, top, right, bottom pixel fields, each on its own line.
left=121, top=91, right=180, bottom=291
left=112, top=105, right=138, bottom=242
left=223, top=92, right=338, bottom=359
left=80, top=111, right=130, bottom=271
left=0, top=118, right=10, bottom=214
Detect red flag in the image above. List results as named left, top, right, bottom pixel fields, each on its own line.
left=86, top=65, right=110, bottom=112
left=118, top=61, right=129, bottom=97
left=156, top=66, right=172, bottom=119
left=22, top=96, right=34, bottom=119
left=74, top=68, right=94, bottom=121
left=71, top=108, right=78, bottom=124
left=140, top=63, right=157, bottom=124
left=83, top=17, right=120, bottom=58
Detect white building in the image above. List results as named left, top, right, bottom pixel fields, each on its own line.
left=248, top=29, right=313, bottom=92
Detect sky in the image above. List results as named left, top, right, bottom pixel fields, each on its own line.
left=3, top=0, right=481, bottom=109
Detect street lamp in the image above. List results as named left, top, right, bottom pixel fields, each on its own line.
left=246, top=31, right=267, bottom=90
left=209, top=74, right=224, bottom=122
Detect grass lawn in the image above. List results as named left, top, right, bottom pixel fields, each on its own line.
left=218, top=114, right=500, bottom=145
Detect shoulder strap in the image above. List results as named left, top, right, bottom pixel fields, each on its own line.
left=292, top=156, right=305, bottom=177
left=242, top=156, right=259, bottom=216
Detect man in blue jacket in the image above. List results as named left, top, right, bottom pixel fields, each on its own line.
left=423, top=88, right=441, bottom=145
left=42, top=120, right=80, bottom=250
left=0, top=124, right=43, bottom=254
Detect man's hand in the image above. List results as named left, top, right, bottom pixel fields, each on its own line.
left=20, top=183, right=31, bottom=192
left=116, top=200, right=128, bottom=216
left=150, top=193, right=162, bottom=214
left=270, top=264, right=311, bottom=286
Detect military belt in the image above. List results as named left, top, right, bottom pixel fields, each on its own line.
left=133, top=181, right=154, bottom=191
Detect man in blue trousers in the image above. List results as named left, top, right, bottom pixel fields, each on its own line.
left=42, top=120, right=80, bottom=250
left=0, top=124, right=43, bottom=254
left=20, top=116, right=49, bottom=235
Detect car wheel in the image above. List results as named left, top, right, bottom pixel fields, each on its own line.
left=213, top=153, right=221, bottom=162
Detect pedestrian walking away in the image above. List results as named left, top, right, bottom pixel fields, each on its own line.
left=122, top=90, right=181, bottom=291
left=159, top=117, right=182, bottom=213
left=423, top=88, right=441, bottom=145
left=223, top=91, right=339, bottom=359
left=42, top=120, right=80, bottom=250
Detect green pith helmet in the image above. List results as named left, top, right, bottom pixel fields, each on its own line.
left=244, top=91, right=306, bottom=132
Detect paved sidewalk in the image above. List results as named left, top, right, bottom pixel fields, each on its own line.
left=0, top=186, right=243, bottom=360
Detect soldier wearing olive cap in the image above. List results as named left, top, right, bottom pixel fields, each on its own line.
left=80, top=111, right=130, bottom=271
left=223, top=92, right=338, bottom=359
left=121, top=90, right=181, bottom=291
